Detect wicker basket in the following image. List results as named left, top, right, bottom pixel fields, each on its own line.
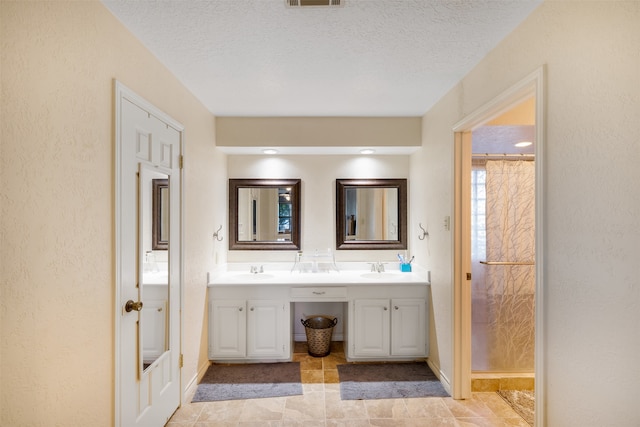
left=301, top=316, right=338, bottom=357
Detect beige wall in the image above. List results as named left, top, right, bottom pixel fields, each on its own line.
left=217, top=117, right=422, bottom=149
left=412, top=1, right=640, bottom=425
left=226, top=154, right=410, bottom=264
left=488, top=97, right=535, bottom=126
left=0, top=2, right=224, bottom=425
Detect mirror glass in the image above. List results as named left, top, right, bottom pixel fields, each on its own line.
left=139, top=165, right=170, bottom=373
left=229, top=179, right=301, bottom=250
left=336, top=178, right=408, bottom=250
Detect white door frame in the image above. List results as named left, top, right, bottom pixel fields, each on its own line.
left=451, top=66, right=545, bottom=426
left=114, top=80, right=184, bottom=426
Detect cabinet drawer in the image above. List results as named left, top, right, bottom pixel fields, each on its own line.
left=290, top=287, right=347, bottom=301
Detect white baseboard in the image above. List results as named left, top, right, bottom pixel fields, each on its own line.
left=427, top=358, right=451, bottom=396
left=183, top=361, right=211, bottom=402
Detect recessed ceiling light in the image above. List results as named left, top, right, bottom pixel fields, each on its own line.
left=360, top=149, right=375, bottom=155
left=262, top=149, right=278, bottom=154
left=514, top=141, right=533, bottom=148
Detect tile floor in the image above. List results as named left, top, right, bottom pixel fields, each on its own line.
left=167, top=342, right=530, bottom=426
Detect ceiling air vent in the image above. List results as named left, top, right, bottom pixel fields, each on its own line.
left=286, top=0, right=342, bottom=7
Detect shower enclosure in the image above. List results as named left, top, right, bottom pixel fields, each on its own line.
left=471, top=159, right=535, bottom=372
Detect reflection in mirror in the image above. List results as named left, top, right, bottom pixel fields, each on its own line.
left=229, top=179, right=301, bottom=250
left=336, top=179, right=408, bottom=250
left=139, top=165, right=170, bottom=373
left=237, top=188, right=293, bottom=241
left=152, top=179, right=168, bottom=250
left=345, top=187, right=399, bottom=240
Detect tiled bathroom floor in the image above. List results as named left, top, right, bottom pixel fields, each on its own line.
left=167, top=342, right=530, bottom=426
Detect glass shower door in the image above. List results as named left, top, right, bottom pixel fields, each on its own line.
left=471, top=160, right=535, bottom=372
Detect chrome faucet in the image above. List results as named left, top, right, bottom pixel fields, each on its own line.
left=249, top=265, right=264, bottom=274
left=144, top=251, right=159, bottom=273
left=369, top=262, right=386, bottom=273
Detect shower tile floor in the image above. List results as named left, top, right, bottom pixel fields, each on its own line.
left=167, top=342, right=530, bottom=426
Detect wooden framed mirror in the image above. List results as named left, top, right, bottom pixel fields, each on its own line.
left=152, top=178, right=169, bottom=250
left=336, top=178, right=407, bottom=250
left=229, top=179, right=301, bottom=250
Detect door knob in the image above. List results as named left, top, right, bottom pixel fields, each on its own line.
left=125, top=300, right=143, bottom=312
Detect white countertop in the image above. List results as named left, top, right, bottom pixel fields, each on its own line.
left=142, top=271, right=168, bottom=285
left=208, top=262, right=430, bottom=286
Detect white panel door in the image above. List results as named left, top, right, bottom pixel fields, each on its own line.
left=353, top=299, right=390, bottom=357
left=391, top=298, right=426, bottom=356
left=116, top=82, right=183, bottom=427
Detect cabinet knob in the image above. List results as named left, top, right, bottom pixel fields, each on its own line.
left=239, top=307, right=243, bottom=312
left=384, top=306, right=388, bottom=311
left=394, top=306, right=399, bottom=310
left=250, top=307, right=254, bottom=311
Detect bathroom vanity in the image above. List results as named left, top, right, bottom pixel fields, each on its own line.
left=207, top=264, right=430, bottom=363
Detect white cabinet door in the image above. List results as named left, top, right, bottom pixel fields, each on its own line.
left=141, top=299, right=167, bottom=363
left=210, top=299, right=246, bottom=358
left=247, top=300, right=288, bottom=358
left=353, top=299, right=390, bottom=357
left=391, top=298, right=426, bottom=356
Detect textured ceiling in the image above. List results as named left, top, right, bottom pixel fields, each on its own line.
left=102, top=0, right=540, bottom=117
left=473, top=125, right=535, bottom=155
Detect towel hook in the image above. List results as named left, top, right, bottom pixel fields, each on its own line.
left=213, top=225, right=223, bottom=242
left=418, top=223, right=429, bottom=240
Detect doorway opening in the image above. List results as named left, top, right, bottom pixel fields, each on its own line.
left=452, top=67, right=545, bottom=425
left=470, top=97, right=536, bottom=388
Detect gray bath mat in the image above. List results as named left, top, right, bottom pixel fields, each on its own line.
left=497, top=389, right=534, bottom=426
left=192, top=362, right=302, bottom=402
left=337, top=362, right=449, bottom=400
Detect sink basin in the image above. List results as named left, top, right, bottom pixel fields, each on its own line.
left=359, top=272, right=404, bottom=280
left=229, top=273, right=276, bottom=281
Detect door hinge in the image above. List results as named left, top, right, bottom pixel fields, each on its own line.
left=179, top=353, right=184, bottom=368
left=179, top=155, right=184, bottom=169
left=466, top=272, right=472, bottom=280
